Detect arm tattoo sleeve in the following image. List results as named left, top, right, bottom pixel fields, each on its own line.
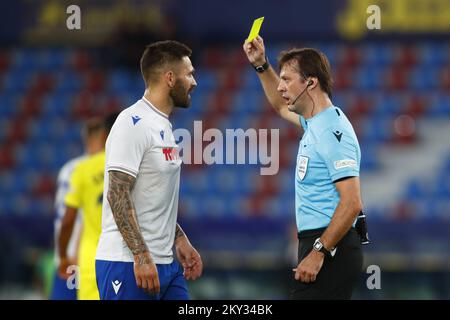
left=107, top=171, right=149, bottom=257
left=175, top=223, right=186, bottom=242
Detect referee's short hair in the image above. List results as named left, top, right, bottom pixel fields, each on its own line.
left=140, top=40, right=192, bottom=87
left=278, top=48, right=333, bottom=98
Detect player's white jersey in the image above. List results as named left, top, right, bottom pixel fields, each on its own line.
left=96, top=97, right=182, bottom=264
left=54, top=156, right=85, bottom=266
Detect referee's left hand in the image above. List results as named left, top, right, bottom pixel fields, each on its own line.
left=293, top=251, right=325, bottom=283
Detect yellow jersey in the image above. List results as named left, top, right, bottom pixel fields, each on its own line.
left=65, top=151, right=105, bottom=300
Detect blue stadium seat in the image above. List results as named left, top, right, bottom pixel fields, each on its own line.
left=12, top=49, right=40, bottom=72
left=435, top=177, right=450, bottom=198
left=107, top=69, right=134, bottom=94
left=277, top=171, right=293, bottom=196
left=359, top=116, right=391, bottom=143
left=53, top=72, right=82, bottom=94
left=228, top=195, right=252, bottom=217
left=193, top=68, right=217, bottom=91
left=241, top=69, right=262, bottom=91
left=360, top=146, right=378, bottom=171
left=41, top=93, right=73, bottom=117
left=199, top=195, right=227, bottom=217
left=179, top=195, right=200, bottom=217
left=410, top=66, right=439, bottom=91
left=2, top=70, right=34, bottom=94
left=0, top=93, right=19, bottom=118
left=405, top=179, right=427, bottom=200
left=428, top=94, right=450, bottom=117
left=9, top=170, right=32, bottom=195
left=10, top=193, right=32, bottom=215
left=362, top=45, right=394, bottom=67
left=371, top=94, right=404, bottom=117
left=40, top=49, right=67, bottom=72
left=420, top=43, right=449, bottom=66
left=354, top=66, right=384, bottom=90
left=232, top=89, right=264, bottom=114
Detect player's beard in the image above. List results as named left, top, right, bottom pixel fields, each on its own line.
left=170, top=79, right=191, bottom=109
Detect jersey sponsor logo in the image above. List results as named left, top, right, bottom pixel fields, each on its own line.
left=333, top=130, right=343, bottom=142
left=297, top=155, right=309, bottom=180
left=132, top=115, right=142, bottom=125
left=334, top=159, right=357, bottom=170
left=162, top=147, right=180, bottom=161
left=112, top=280, right=122, bottom=294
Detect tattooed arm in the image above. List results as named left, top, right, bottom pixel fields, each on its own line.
left=107, top=170, right=160, bottom=294
left=174, top=223, right=203, bottom=280
left=174, top=223, right=187, bottom=243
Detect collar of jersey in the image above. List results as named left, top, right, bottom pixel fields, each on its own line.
left=141, top=97, right=169, bottom=120
left=301, top=105, right=335, bottom=130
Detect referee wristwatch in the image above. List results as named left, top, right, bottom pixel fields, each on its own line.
left=253, top=57, right=269, bottom=73
left=313, top=238, right=337, bottom=258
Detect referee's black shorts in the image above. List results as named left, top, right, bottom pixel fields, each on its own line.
left=290, top=227, right=363, bottom=300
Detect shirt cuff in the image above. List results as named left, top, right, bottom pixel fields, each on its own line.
left=106, top=164, right=138, bottom=178
left=331, top=170, right=359, bottom=183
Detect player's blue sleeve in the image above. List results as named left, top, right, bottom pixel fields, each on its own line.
left=317, top=126, right=361, bottom=182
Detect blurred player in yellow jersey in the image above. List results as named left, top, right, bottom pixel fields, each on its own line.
left=58, top=113, right=119, bottom=300
left=50, top=118, right=105, bottom=300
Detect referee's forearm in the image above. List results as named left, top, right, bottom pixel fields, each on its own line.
left=320, top=198, right=362, bottom=251
left=257, top=66, right=285, bottom=113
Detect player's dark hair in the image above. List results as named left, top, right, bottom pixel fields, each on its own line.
left=82, top=117, right=104, bottom=140
left=104, top=112, right=120, bottom=134
left=140, top=40, right=192, bottom=86
left=278, top=48, right=333, bottom=98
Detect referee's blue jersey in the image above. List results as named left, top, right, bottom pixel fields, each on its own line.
left=295, top=105, right=361, bottom=233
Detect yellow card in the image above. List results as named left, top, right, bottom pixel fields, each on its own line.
left=246, top=17, right=265, bottom=42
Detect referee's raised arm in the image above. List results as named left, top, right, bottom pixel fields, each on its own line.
left=243, top=36, right=301, bottom=127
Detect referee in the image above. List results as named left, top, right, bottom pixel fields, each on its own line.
left=243, top=36, right=363, bottom=299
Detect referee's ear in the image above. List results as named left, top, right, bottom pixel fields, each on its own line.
left=307, top=77, right=318, bottom=90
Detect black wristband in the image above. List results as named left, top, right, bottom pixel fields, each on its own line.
left=253, top=56, right=269, bottom=73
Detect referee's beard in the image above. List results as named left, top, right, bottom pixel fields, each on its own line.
left=170, top=79, right=193, bottom=109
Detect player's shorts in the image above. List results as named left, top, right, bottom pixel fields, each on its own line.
left=95, top=259, right=189, bottom=300
left=49, top=271, right=77, bottom=300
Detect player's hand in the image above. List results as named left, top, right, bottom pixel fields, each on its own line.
left=58, top=257, right=76, bottom=279
left=293, top=250, right=325, bottom=283
left=242, top=35, right=267, bottom=66
left=133, top=252, right=160, bottom=295
left=175, top=237, right=203, bottom=281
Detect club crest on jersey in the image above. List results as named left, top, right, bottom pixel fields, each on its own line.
left=160, top=130, right=165, bottom=141
left=297, top=155, right=309, bottom=180
left=162, top=147, right=180, bottom=161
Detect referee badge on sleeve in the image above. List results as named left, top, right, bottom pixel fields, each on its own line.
left=297, top=156, right=309, bottom=180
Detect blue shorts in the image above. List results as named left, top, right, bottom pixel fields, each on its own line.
left=95, top=259, right=189, bottom=300
left=49, top=271, right=77, bottom=300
